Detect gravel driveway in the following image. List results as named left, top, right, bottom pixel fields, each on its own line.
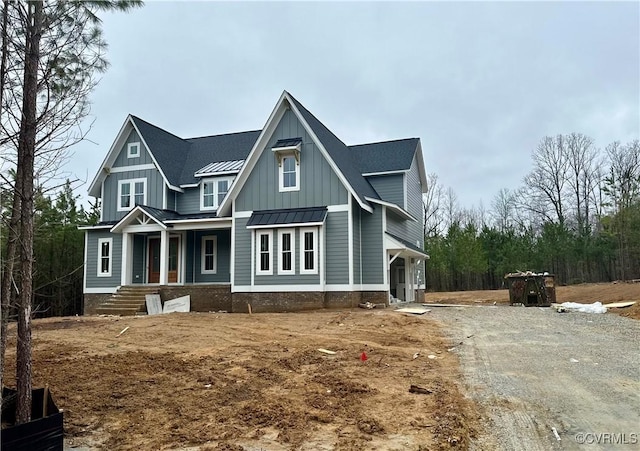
left=428, top=305, right=640, bottom=450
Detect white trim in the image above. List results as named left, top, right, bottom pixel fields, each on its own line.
left=179, top=183, right=200, bottom=189
left=403, top=173, right=408, bottom=210
left=99, top=182, right=104, bottom=221
left=111, top=205, right=167, bottom=233
left=195, top=170, right=240, bottom=177
left=162, top=184, right=167, bottom=209
left=200, top=177, right=233, bottom=211
left=365, top=196, right=417, bottom=222
left=83, top=231, right=89, bottom=292
left=117, top=178, right=147, bottom=212
left=84, top=287, right=118, bottom=294
left=247, top=221, right=324, bottom=230
left=201, top=235, right=218, bottom=274
left=327, top=204, right=349, bottom=212
left=230, top=201, right=236, bottom=286
left=180, top=231, right=187, bottom=284
left=362, top=169, right=409, bottom=177
left=234, top=211, right=253, bottom=218
left=382, top=206, right=388, bottom=287
left=347, top=196, right=353, bottom=286
left=121, top=232, right=133, bottom=285
left=255, top=230, right=273, bottom=276
left=168, top=222, right=231, bottom=231
left=231, top=284, right=389, bottom=293
left=250, top=228, right=255, bottom=286
left=109, top=163, right=155, bottom=173
left=277, top=229, right=295, bottom=275
left=78, top=224, right=112, bottom=230
left=164, top=217, right=231, bottom=224
left=299, top=227, right=318, bottom=275
left=278, top=153, right=300, bottom=192
left=127, top=142, right=140, bottom=158
left=97, top=238, right=113, bottom=277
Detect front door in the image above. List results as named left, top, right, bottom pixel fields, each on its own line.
left=148, top=237, right=179, bottom=283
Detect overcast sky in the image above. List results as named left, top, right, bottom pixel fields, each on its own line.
left=72, top=1, right=639, bottom=210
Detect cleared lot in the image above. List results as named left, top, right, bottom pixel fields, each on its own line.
left=3, top=310, right=479, bottom=450
left=430, top=306, right=640, bottom=450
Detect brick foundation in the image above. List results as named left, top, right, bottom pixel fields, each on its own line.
left=83, top=293, right=113, bottom=315
left=160, top=285, right=232, bottom=312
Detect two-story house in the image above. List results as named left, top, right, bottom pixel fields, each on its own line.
left=81, top=91, right=428, bottom=314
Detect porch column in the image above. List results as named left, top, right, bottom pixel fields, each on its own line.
left=159, top=229, right=169, bottom=285
left=121, top=232, right=133, bottom=286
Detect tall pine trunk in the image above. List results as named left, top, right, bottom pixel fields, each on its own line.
left=15, top=0, right=43, bottom=424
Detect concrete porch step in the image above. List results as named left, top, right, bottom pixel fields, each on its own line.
left=95, top=306, right=141, bottom=316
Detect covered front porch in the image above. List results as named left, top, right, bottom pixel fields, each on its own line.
left=385, top=232, right=428, bottom=303
left=112, top=205, right=232, bottom=286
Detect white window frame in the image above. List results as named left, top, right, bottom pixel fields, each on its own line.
left=97, top=238, right=113, bottom=277
left=201, top=235, right=217, bottom=274
left=200, top=177, right=233, bottom=211
left=278, top=153, right=300, bottom=192
left=299, top=227, right=318, bottom=275
left=127, top=142, right=140, bottom=158
left=117, top=178, right=147, bottom=212
left=278, top=229, right=295, bottom=275
left=255, top=230, right=273, bottom=276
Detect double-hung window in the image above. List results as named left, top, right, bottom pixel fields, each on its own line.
left=201, top=178, right=231, bottom=210
left=117, top=178, right=146, bottom=211
left=97, top=238, right=112, bottom=277
left=201, top=236, right=217, bottom=274
left=278, top=229, right=295, bottom=275
left=300, top=227, right=318, bottom=274
left=255, top=230, right=273, bottom=275
left=280, top=156, right=299, bottom=191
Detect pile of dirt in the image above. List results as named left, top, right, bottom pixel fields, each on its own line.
left=3, top=311, right=479, bottom=450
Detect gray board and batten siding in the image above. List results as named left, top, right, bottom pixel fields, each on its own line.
left=352, top=204, right=361, bottom=284
left=367, top=174, right=404, bottom=208
left=235, top=109, right=348, bottom=213
left=325, top=211, right=349, bottom=285
left=234, top=217, right=252, bottom=286
left=360, top=205, right=384, bottom=285
left=111, top=129, right=154, bottom=168
left=386, top=155, right=424, bottom=249
left=189, top=230, right=231, bottom=284
left=85, top=230, right=122, bottom=288
left=102, top=168, right=165, bottom=222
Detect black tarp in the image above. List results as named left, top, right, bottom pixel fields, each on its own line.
left=1, top=387, right=63, bottom=451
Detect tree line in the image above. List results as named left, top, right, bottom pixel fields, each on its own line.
left=423, top=135, right=640, bottom=291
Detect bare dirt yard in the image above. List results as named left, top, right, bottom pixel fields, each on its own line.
left=3, top=310, right=480, bottom=451
left=3, top=282, right=638, bottom=450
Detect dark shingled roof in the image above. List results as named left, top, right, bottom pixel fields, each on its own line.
left=181, top=131, right=261, bottom=186
left=131, top=115, right=260, bottom=188
left=128, top=94, right=419, bottom=204
left=349, top=138, right=419, bottom=174
left=287, top=93, right=380, bottom=204
left=247, top=207, right=328, bottom=227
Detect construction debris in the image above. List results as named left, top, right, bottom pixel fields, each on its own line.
left=317, top=348, right=337, bottom=355
left=409, top=385, right=433, bottom=395
left=604, top=301, right=636, bottom=308
left=162, top=295, right=190, bottom=314
left=145, top=294, right=162, bottom=315
left=358, top=302, right=386, bottom=309
left=552, top=302, right=607, bottom=314
left=116, top=326, right=129, bottom=338
left=395, top=307, right=431, bottom=315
